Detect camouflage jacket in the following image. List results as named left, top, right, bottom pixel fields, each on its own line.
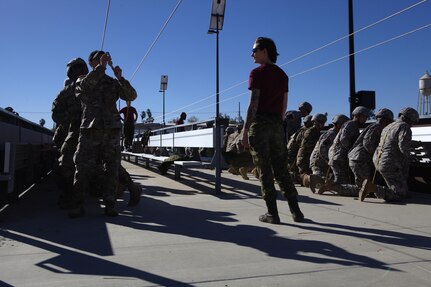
left=329, top=120, right=360, bottom=164
left=373, top=119, right=412, bottom=172
left=284, top=110, right=302, bottom=141
left=310, top=127, right=338, bottom=168
left=75, top=65, right=137, bottom=130
left=52, top=81, right=82, bottom=146
left=287, top=125, right=307, bottom=160
left=348, top=122, right=383, bottom=162
left=297, top=125, right=321, bottom=166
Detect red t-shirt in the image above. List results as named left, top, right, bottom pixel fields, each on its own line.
left=248, top=64, right=289, bottom=117
left=119, top=106, right=137, bottom=123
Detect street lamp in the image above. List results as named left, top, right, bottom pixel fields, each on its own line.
left=159, top=75, right=168, bottom=127
left=208, top=0, right=226, bottom=194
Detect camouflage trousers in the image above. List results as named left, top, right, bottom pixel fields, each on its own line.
left=73, top=128, right=121, bottom=206
left=248, top=114, right=298, bottom=202
left=329, top=159, right=351, bottom=184
left=375, top=165, right=410, bottom=201
left=335, top=159, right=372, bottom=197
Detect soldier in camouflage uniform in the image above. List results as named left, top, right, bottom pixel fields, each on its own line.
left=319, top=108, right=394, bottom=196
left=321, top=106, right=369, bottom=191
left=284, top=101, right=312, bottom=144
left=360, top=107, right=419, bottom=202
left=296, top=113, right=327, bottom=187
left=52, top=58, right=89, bottom=208
left=308, top=114, right=349, bottom=193
left=69, top=50, right=137, bottom=217
left=287, top=115, right=312, bottom=183
left=241, top=37, right=304, bottom=224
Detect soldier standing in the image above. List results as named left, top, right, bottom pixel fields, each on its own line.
left=360, top=107, right=419, bottom=202
left=69, top=50, right=137, bottom=217
left=52, top=58, right=88, bottom=208
left=241, top=37, right=304, bottom=224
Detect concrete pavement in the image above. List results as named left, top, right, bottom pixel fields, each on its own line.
left=1, top=160, right=430, bottom=286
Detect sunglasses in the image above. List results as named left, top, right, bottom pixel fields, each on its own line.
left=252, top=47, right=262, bottom=53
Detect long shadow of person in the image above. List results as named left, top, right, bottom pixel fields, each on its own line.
left=109, top=196, right=395, bottom=271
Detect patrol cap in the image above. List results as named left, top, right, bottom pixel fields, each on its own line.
left=332, top=114, right=350, bottom=126
left=398, top=107, right=419, bottom=124
left=67, top=57, right=86, bottom=68
left=303, top=115, right=312, bottom=124
left=311, top=113, right=327, bottom=124
left=375, top=108, right=394, bottom=121
left=88, top=50, right=105, bottom=62
left=298, top=102, right=312, bottom=114
left=352, top=106, right=370, bottom=117
left=66, top=57, right=89, bottom=80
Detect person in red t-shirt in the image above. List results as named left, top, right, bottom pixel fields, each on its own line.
left=119, top=101, right=138, bottom=151
left=241, top=37, right=304, bottom=224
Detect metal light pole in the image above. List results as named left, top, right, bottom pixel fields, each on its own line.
left=208, top=0, right=226, bottom=194
left=159, top=75, right=168, bottom=127
left=348, top=0, right=357, bottom=116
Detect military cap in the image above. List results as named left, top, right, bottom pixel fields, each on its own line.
left=352, top=106, right=370, bottom=117
left=298, top=102, right=312, bottom=114
left=311, top=113, right=327, bottom=124
left=398, top=107, right=419, bottom=124
left=332, top=114, right=350, bottom=126
left=375, top=108, right=394, bottom=121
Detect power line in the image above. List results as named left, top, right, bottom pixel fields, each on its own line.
left=168, top=23, right=431, bottom=118
left=101, top=0, right=111, bottom=50
left=157, top=0, right=428, bottom=118
left=290, top=23, right=431, bottom=78
left=279, top=0, right=428, bottom=68
left=130, top=0, right=183, bottom=81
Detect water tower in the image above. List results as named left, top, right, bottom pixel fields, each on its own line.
left=418, top=71, right=431, bottom=116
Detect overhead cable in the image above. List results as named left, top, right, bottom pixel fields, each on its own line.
left=163, top=23, right=431, bottom=120
left=163, top=0, right=428, bottom=119
left=130, top=0, right=183, bottom=81
left=290, top=23, right=431, bottom=78
left=279, top=0, right=427, bottom=68
left=101, top=0, right=111, bottom=50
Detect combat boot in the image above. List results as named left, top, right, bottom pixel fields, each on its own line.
left=309, top=174, right=324, bottom=194
left=228, top=167, right=240, bottom=175
left=251, top=167, right=259, bottom=179
left=359, top=179, right=377, bottom=202
left=317, top=179, right=335, bottom=195
left=239, top=167, right=249, bottom=180
left=287, top=196, right=304, bottom=222
left=259, top=200, right=280, bottom=224
left=301, top=174, right=310, bottom=187
left=127, top=182, right=142, bottom=207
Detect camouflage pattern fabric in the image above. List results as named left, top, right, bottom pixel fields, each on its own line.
left=287, top=126, right=307, bottom=168
left=283, top=110, right=302, bottom=143
left=328, top=120, right=360, bottom=184
left=372, top=119, right=413, bottom=201
left=73, top=65, right=137, bottom=206
left=310, top=128, right=337, bottom=176
left=248, top=114, right=298, bottom=202
left=335, top=122, right=385, bottom=196
left=296, top=125, right=321, bottom=175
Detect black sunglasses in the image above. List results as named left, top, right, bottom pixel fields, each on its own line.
left=252, top=47, right=262, bottom=53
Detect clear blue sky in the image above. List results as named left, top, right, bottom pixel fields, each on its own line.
left=1, top=0, right=430, bottom=128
